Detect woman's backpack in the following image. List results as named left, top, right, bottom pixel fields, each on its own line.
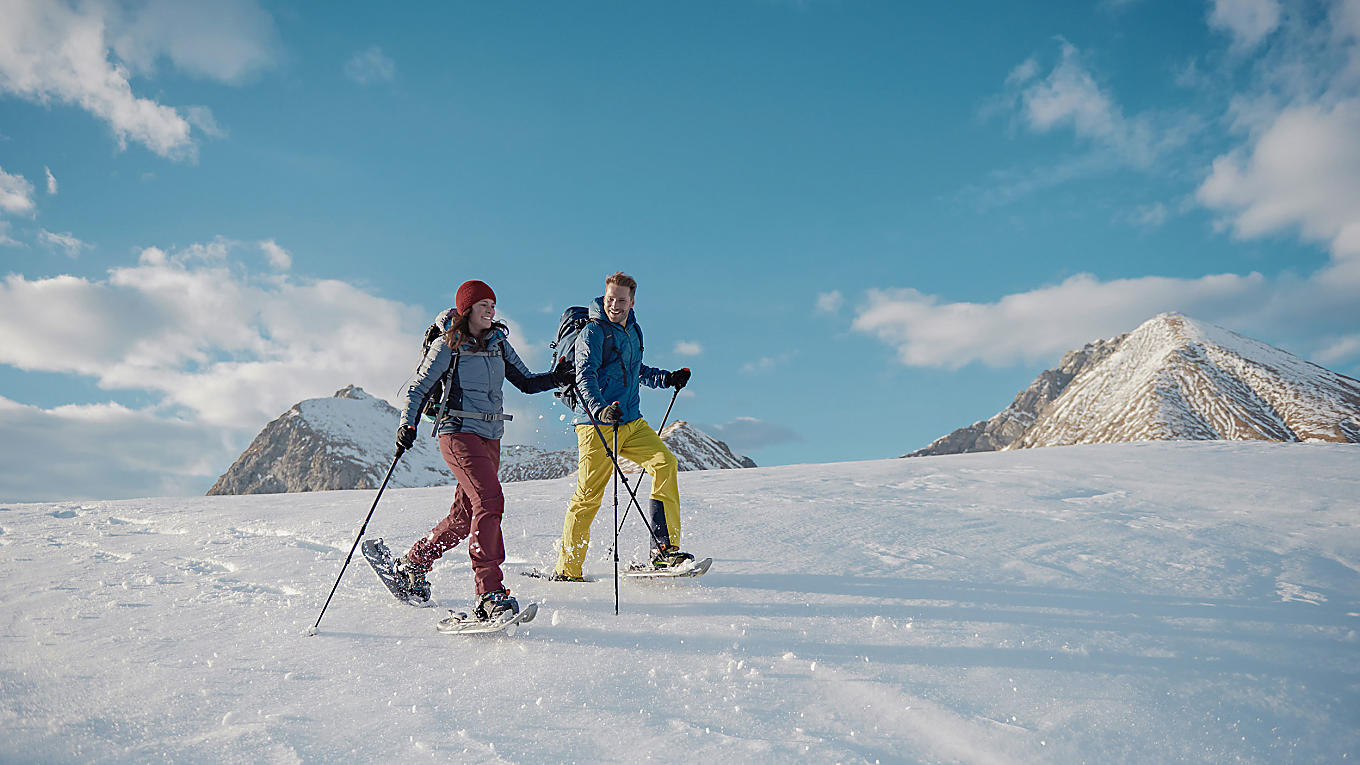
left=419, top=309, right=457, bottom=421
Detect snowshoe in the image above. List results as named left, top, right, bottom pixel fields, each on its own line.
left=651, top=545, right=695, bottom=568
left=625, top=556, right=713, bottom=579
left=436, top=602, right=538, bottom=635
left=473, top=589, right=519, bottom=622
left=361, top=538, right=435, bottom=607
left=396, top=555, right=432, bottom=604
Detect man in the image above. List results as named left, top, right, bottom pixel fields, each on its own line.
left=553, top=271, right=693, bottom=581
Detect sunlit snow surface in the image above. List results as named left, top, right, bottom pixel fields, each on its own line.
left=2, top=442, right=1357, bottom=763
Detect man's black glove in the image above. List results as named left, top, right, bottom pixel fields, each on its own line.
left=396, top=425, right=416, bottom=452
left=666, top=368, right=691, bottom=390
left=597, top=401, right=623, bottom=424
left=552, top=357, right=574, bottom=387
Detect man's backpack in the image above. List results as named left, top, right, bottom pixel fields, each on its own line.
left=550, top=306, right=642, bottom=413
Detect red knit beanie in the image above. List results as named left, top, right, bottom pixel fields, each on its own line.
left=455, top=280, right=496, bottom=315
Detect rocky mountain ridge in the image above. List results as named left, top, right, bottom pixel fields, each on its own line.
left=208, top=386, right=754, bottom=495
left=907, top=313, right=1360, bottom=457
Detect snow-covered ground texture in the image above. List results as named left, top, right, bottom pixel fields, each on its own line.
left=3, top=441, right=1357, bottom=763
left=1014, top=313, right=1360, bottom=448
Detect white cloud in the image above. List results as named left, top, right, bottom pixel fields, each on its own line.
left=1129, top=202, right=1169, bottom=228
left=1010, top=40, right=1167, bottom=168
left=184, top=105, right=227, bottom=139
left=1005, top=58, right=1040, bottom=87
left=815, top=290, right=844, bottom=314
left=673, top=340, right=703, bottom=356
left=0, top=240, right=425, bottom=430
left=706, top=416, right=802, bottom=451
left=973, top=40, right=1201, bottom=208
left=1314, top=334, right=1360, bottom=365
left=0, top=166, right=36, bottom=215
left=107, top=0, right=278, bottom=83
left=44, top=166, right=57, bottom=195
left=0, top=243, right=577, bottom=498
left=1208, top=0, right=1282, bottom=51
left=259, top=239, right=292, bottom=270
left=38, top=229, right=90, bottom=257
left=0, top=221, right=21, bottom=247
left=740, top=351, right=797, bottom=374
left=345, top=46, right=396, bottom=85
left=1198, top=100, right=1360, bottom=261
left=0, top=0, right=275, bottom=160
left=849, top=260, right=1360, bottom=370
left=0, top=395, right=233, bottom=501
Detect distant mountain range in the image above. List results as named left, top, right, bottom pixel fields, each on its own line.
left=906, top=313, right=1360, bottom=457
left=207, top=386, right=754, bottom=495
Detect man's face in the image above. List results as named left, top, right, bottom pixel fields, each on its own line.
left=603, top=283, right=634, bottom=325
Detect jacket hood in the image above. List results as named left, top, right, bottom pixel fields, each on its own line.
left=589, top=296, right=637, bottom=329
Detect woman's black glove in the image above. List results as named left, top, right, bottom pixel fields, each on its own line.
left=396, top=425, right=417, bottom=452
left=552, top=357, right=575, bottom=387
left=666, top=368, right=691, bottom=390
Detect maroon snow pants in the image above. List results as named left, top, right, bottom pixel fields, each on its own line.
left=406, top=432, right=505, bottom=595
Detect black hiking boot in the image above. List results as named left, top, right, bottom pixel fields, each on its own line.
left=473, top=589, right=519, bottom=622
left=396, top=555, right=432, bottom=604
left=650, top=545, right=695, bottom=569
left=549, top=571, right=588, bottom=582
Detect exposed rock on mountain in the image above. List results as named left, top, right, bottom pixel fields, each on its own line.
left=618, top=420, right=757, bottom=473
left=208, top=388, right=754, bottom=495
left=905, top=335, right=1126, bottom=457
left=207, top=386, right=452, bottom=495
left=907, top=313, right=1360, bottom=457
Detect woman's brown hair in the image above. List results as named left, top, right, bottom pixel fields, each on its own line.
left=443, top=310, right=509, bottom=352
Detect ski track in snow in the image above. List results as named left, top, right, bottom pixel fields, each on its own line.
left=1, top=442, right=1358, bottom=763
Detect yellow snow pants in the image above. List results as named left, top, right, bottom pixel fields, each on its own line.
left=556, top=418, right=681, bottom=578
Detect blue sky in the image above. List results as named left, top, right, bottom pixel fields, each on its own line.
left=2, top=0, right=1358, bottom=501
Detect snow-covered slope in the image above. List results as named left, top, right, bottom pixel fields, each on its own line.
left=4, top=442, right=1357, bottom=763
left=910, top=313, right=1360, bottom=456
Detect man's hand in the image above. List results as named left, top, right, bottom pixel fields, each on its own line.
left=666, top=368, right=691, bottom=390
left=396, top=425, right=417, bottom=452
left=597, top=401, right=623, bottom=424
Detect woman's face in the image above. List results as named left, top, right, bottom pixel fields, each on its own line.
left=468, top=298, right=496, bottom=335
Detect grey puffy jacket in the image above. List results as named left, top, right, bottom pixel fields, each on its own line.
left=400, top=318, right=555, bottom=440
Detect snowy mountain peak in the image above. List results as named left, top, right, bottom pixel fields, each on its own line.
left=908, top=314, right=1360, bottom=456
left=332, top=384, right=377, bottom=401
left=209, top=390, right=754, bottom=495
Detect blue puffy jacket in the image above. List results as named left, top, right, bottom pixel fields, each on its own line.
left=573, top=297, right=669, bottom=426
left=401, top=315, right=555, bottom=440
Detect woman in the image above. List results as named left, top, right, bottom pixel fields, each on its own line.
left=395, top=279, right=564, bottom=622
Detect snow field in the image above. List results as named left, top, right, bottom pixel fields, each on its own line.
left=1, top=441, right=1357, bottom=763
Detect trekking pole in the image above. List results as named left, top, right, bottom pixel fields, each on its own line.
left=612, top=424, right=620, bottom=616
left=657, top=387, right=680, bottom=432
left=613, top=385, right=678, bottom=538
left=567, top=380, right=671, bottom=552
left=306, top=446, right=405, bottom=636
